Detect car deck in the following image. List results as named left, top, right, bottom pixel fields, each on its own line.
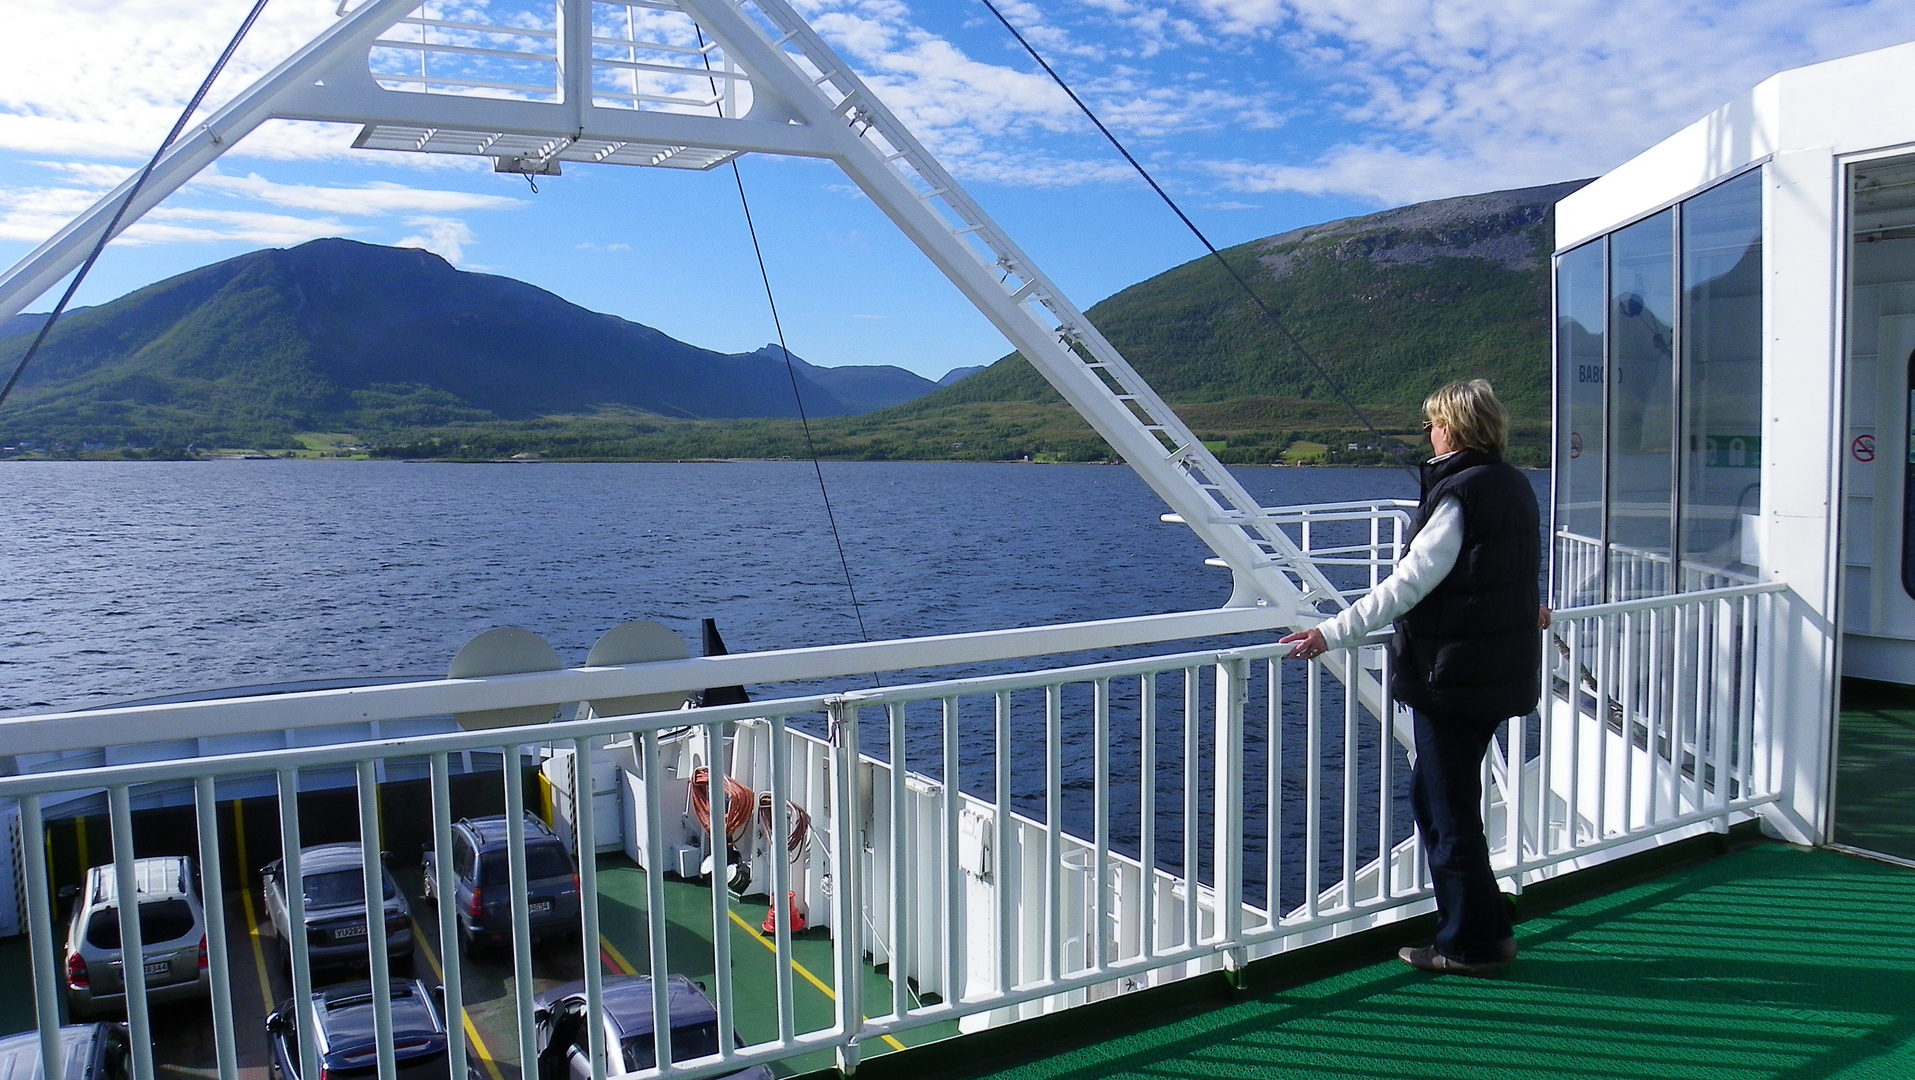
left=0, top=852, right=958, bottom=1079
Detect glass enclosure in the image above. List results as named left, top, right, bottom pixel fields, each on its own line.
left=1680, top=174, right=1765, bottom=589
left=1607, top=210, right=1678, bottom=599
left=1907, top=346, right=1915, bottom=598
left=1552, top=170, right=1764, bottom=602
left=1553, top=241, right=1607, bottom=608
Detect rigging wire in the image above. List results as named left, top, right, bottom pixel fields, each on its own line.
left=0, top=0, right=274, bottom=414
left=693, top=27, right=877, bottom=649
left=977, top=0, right=1418, bottom=477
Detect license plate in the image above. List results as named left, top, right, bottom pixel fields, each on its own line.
left=333, top=924, right=367, bottom=939
left=143, top=961, right=168, bottom=977
left=529, top=901, right=552, bottom=914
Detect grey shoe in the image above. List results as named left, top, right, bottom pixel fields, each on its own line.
left=1398, top=945, right=1505, bottom=976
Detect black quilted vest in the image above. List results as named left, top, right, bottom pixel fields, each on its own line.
left=1390, top=449, right=1542, bottom=718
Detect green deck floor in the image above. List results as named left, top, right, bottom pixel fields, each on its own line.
left=975, top=845, right=1915, bottom=1080
left=1834, top=678, right=1915, bottom=863
left=590, top=854, right=960, bottom=1076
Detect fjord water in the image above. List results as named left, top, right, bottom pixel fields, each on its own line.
left=0, top=461, right=1547, bottom=902
left=0, top=460, right=1468, bottom=712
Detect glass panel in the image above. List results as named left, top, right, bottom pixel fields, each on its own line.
left=1554, top=239, right=1607, bottom=607
left=1679, top=171, right=1764, bottom=589
left=1607, top=209, right=1677, bottom=599
left=1906, top=346, right=1915, bottom=599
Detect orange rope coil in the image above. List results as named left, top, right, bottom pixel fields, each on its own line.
left=690, top=766, right=756, bottom=845
left=757, top=791, right=811, bottom=860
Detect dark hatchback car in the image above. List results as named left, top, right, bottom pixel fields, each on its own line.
left=531, top=975, right=771, bottom=1080
left=262, top=844, right=413, bottom=972
left=266, top=980, right=450, bottom=1080
left=423, top=815, right=579, bottom=953
left=0, top=1023, right=130, bottom=1080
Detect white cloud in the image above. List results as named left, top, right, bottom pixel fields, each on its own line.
left=0, top=1, right=348, bottom=160
left=1180, top=0, right=1915, bottom=203
left=395, top=216, right=477, bottom=264
left=126, top=207, right=360, bottom=247
left=0, top=160, right=517, bottom=255
left=191, top=172, right=521, bottom=215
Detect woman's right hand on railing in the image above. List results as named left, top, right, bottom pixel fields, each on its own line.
left=1280, top=627, right=1328, bottom=661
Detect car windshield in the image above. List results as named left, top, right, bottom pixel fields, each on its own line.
left=479, top=844, right=572, bottom=885
left=85, top=899, right=195, bottom=949
left=620, top=1022, right=719, bottom=1071
left=303, top=870, right=397, bottom=908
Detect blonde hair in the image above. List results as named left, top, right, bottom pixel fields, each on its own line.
left=1424, top=379, right=1509, bottom=455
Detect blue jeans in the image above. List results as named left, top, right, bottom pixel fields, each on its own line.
left=1411, top=708, right=1513, bottom=962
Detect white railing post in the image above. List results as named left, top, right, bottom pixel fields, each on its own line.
left=1213, top=655, right=1248, bottom=980
left=19, top=796, right=63, bottom=1080
left=827, top=697, right=865, bottom=1074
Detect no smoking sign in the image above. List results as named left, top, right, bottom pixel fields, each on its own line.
left=1853, top=433, right=1876, bottom=463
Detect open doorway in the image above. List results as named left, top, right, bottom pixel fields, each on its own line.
left=1834, top=154, right=1915, bottom=862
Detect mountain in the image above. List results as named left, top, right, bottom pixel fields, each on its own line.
left=731, top=345, right=942, bottom=414
left=2, top=180, right=1585, bottom=462
left=0, top=308, right=90, bottom=341
left=0, top=240, right=943, bottom=450
left=856, top=179, right=1592, bottom=465
left=937, top=365, right=986, bottom=387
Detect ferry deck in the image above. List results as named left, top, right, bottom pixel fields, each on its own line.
left=7, top=4, right=1915, bottom=1079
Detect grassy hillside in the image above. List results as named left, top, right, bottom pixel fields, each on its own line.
left=3, top=181, right=1582, bottom=464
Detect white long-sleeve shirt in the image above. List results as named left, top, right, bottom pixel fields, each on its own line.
left=1315, top=494, right=1463, bottom=650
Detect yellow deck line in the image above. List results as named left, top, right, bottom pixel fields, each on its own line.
left=412, top=917, right=506, bottom=1080
left=232, top=801, right=275, bottom=1018
left=598, top=935, right=637, bottom=976
left=725, top=910, right=908, bottom=1052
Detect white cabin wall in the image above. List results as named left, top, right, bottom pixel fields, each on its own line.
left=1762, top=147, right=1841, bottom=844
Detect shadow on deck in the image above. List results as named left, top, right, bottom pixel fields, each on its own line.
left=943, top=844, right=1915, bottom=1080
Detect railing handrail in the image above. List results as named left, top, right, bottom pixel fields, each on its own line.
left=0, top=606, right=1292, bottom=756
left=1550, top=579, right=1784, bottom=620
left=0, top=694, right=806, bottom=799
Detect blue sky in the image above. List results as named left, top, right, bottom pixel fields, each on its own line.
left=5, top=0, right=1915, bottom=381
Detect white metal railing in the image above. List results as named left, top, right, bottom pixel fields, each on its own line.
left=1555, top=530, right=1760, bottom=608
left=1175, top=499, right=1416, bottom=606
left=0, top=580, right=1786, bottom=1080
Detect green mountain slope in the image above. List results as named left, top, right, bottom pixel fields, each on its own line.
left=0, top=240, right=946, bottom=451
left=865, top=179, right=1587, bottom=464
left=1, top=180, right=1583, bottom=461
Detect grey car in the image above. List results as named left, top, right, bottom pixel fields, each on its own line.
left=422, top=814, right=579, bottom=954
left=0, top=1024, right=130, bottom=1080
left=531, top=975, right=771, bottom=1080
left=62, top=857, right=211, bottom=1019
left=262, top=844, right=413, bottom=972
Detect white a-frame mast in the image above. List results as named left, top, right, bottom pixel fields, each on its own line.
left=0, top=0, right=1356, bottom=622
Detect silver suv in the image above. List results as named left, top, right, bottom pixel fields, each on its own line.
left=0, top=1022, right=131, bottom=1080
left=62, top=857, right=210, bottom=1019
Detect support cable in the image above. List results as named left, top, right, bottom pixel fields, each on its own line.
left=978, top=0, right=1415, bottom=476
left=0, top=0, right=273, bottom=413
left=695, top=29, right=875, bottom=648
